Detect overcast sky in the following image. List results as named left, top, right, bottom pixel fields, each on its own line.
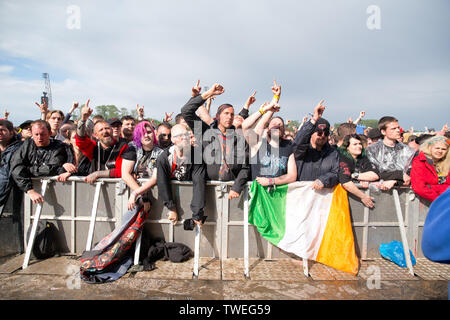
left=0, top=0, right=449, bottom=130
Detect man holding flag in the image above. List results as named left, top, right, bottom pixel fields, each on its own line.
left=248, top=100, right=359, bottom=275
left=292, top=99, right=339, bottom=190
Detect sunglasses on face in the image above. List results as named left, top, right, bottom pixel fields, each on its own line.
left=315, top=123, right=329, bottom=136
left=172, top=132, right=190, bottom=139
left=159, top=133, right=171, bottom=138
left=316, top=131, right=329, bottom=137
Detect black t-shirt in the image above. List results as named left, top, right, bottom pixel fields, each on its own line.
left=338, top=150, right=379, bottom=184
left=122, top=144, right=162, bottom=178
left=167, top=145, right=191, bottom=181
left=122, top=145, right=138, bottom=161
left=250, top=138, right=293, bottom=180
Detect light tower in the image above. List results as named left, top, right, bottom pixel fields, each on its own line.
left=42, top=73, right=53, bottom=109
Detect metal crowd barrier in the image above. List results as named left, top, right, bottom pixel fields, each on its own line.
left=21, top=177, right=431, bottom=276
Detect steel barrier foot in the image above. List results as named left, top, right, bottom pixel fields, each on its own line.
left=22, top=179, right=50, bottom=269
left=303, top=258, right=309, bottom=277
left=85, top=181, right=103, bottom=252
left=393, top=189, right=415, bottom=277
left=193, top=224, right=201, bottom=278
left=243, top=187, right=250, bottom=279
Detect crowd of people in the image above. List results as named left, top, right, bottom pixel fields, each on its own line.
left=0, top=80, right=449, bottom=228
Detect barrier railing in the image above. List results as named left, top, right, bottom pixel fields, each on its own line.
left=22, top=177, right=430, bottom=276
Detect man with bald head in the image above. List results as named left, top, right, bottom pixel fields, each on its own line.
left=156, top=124, right=206, bottom=227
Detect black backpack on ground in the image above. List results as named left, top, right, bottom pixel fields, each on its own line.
left=26, top=221, right=61, bottom=259
left=142, top=238, right=192, bottom=271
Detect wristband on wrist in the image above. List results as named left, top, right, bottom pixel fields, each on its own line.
left=273, top=94, right=280, bottom=101
left=259, top=106, right=265, bottom=115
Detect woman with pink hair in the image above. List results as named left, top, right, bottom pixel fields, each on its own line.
left=121, top=121, right=163, bottom=212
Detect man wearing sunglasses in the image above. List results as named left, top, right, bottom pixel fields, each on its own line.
left=292, top=100, right=339, bottom=190
left=156, top=122, right=173, bottom=149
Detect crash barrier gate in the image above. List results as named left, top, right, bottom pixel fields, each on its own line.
left=22, top=177, right=431, bottom=276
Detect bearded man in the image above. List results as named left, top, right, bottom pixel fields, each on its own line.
left=75, top=99, right=129, bottom=184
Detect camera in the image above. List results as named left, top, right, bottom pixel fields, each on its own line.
left=41, top=92, right=49, bottom=105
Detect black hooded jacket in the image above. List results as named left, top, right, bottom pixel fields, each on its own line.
left=292, top=120, right=339, bottom=188
left=0, top=135, right=22, bottom=207
left=181, top=95, right=250, bottom=193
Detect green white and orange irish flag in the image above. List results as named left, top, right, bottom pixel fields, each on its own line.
left=248, top=180, right=359, bottom=275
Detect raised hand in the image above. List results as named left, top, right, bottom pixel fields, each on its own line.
left=81, top=99, right=93, bottom=121
left=202, top=83, right=225, bottom=100
left=209, top=83, right=225, bottom=96
left=312, top=99, right=326, bottom=122
left=164, top=112, right=174, bottom=122
left=191, top=80, right=202, bottom=97
left=4, top=109, right=9, bottom=119
left=244, top=91, right=257, bottom=109
left=137, top=104, right=144, bottom=116
left=271, top=79, right=281, bottom=97
left=69, top=102, right=79, bottom=114
left=35, top=99, right=48, bottom=114
left=438, top=123, right=448, bottom=136
left=261, top=101, right=280, bottom=114
left=271, top=103, right=281, bottom=113
left=359, top=110, right=366, bottom=118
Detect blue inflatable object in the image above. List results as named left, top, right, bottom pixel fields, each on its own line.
left=421, top=188, right=450, bottom=300
left=379, top=241, right=416, bottom=268
left=422, top=188, right=450, bottom=264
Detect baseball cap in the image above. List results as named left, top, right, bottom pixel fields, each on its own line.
left=313, top=118, right=330, bottom=134
left=19, top=120, right=33, bottom=129
left=367, top=128, right=382, bottom=140
left=108, top=118, right=122, bottom=126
